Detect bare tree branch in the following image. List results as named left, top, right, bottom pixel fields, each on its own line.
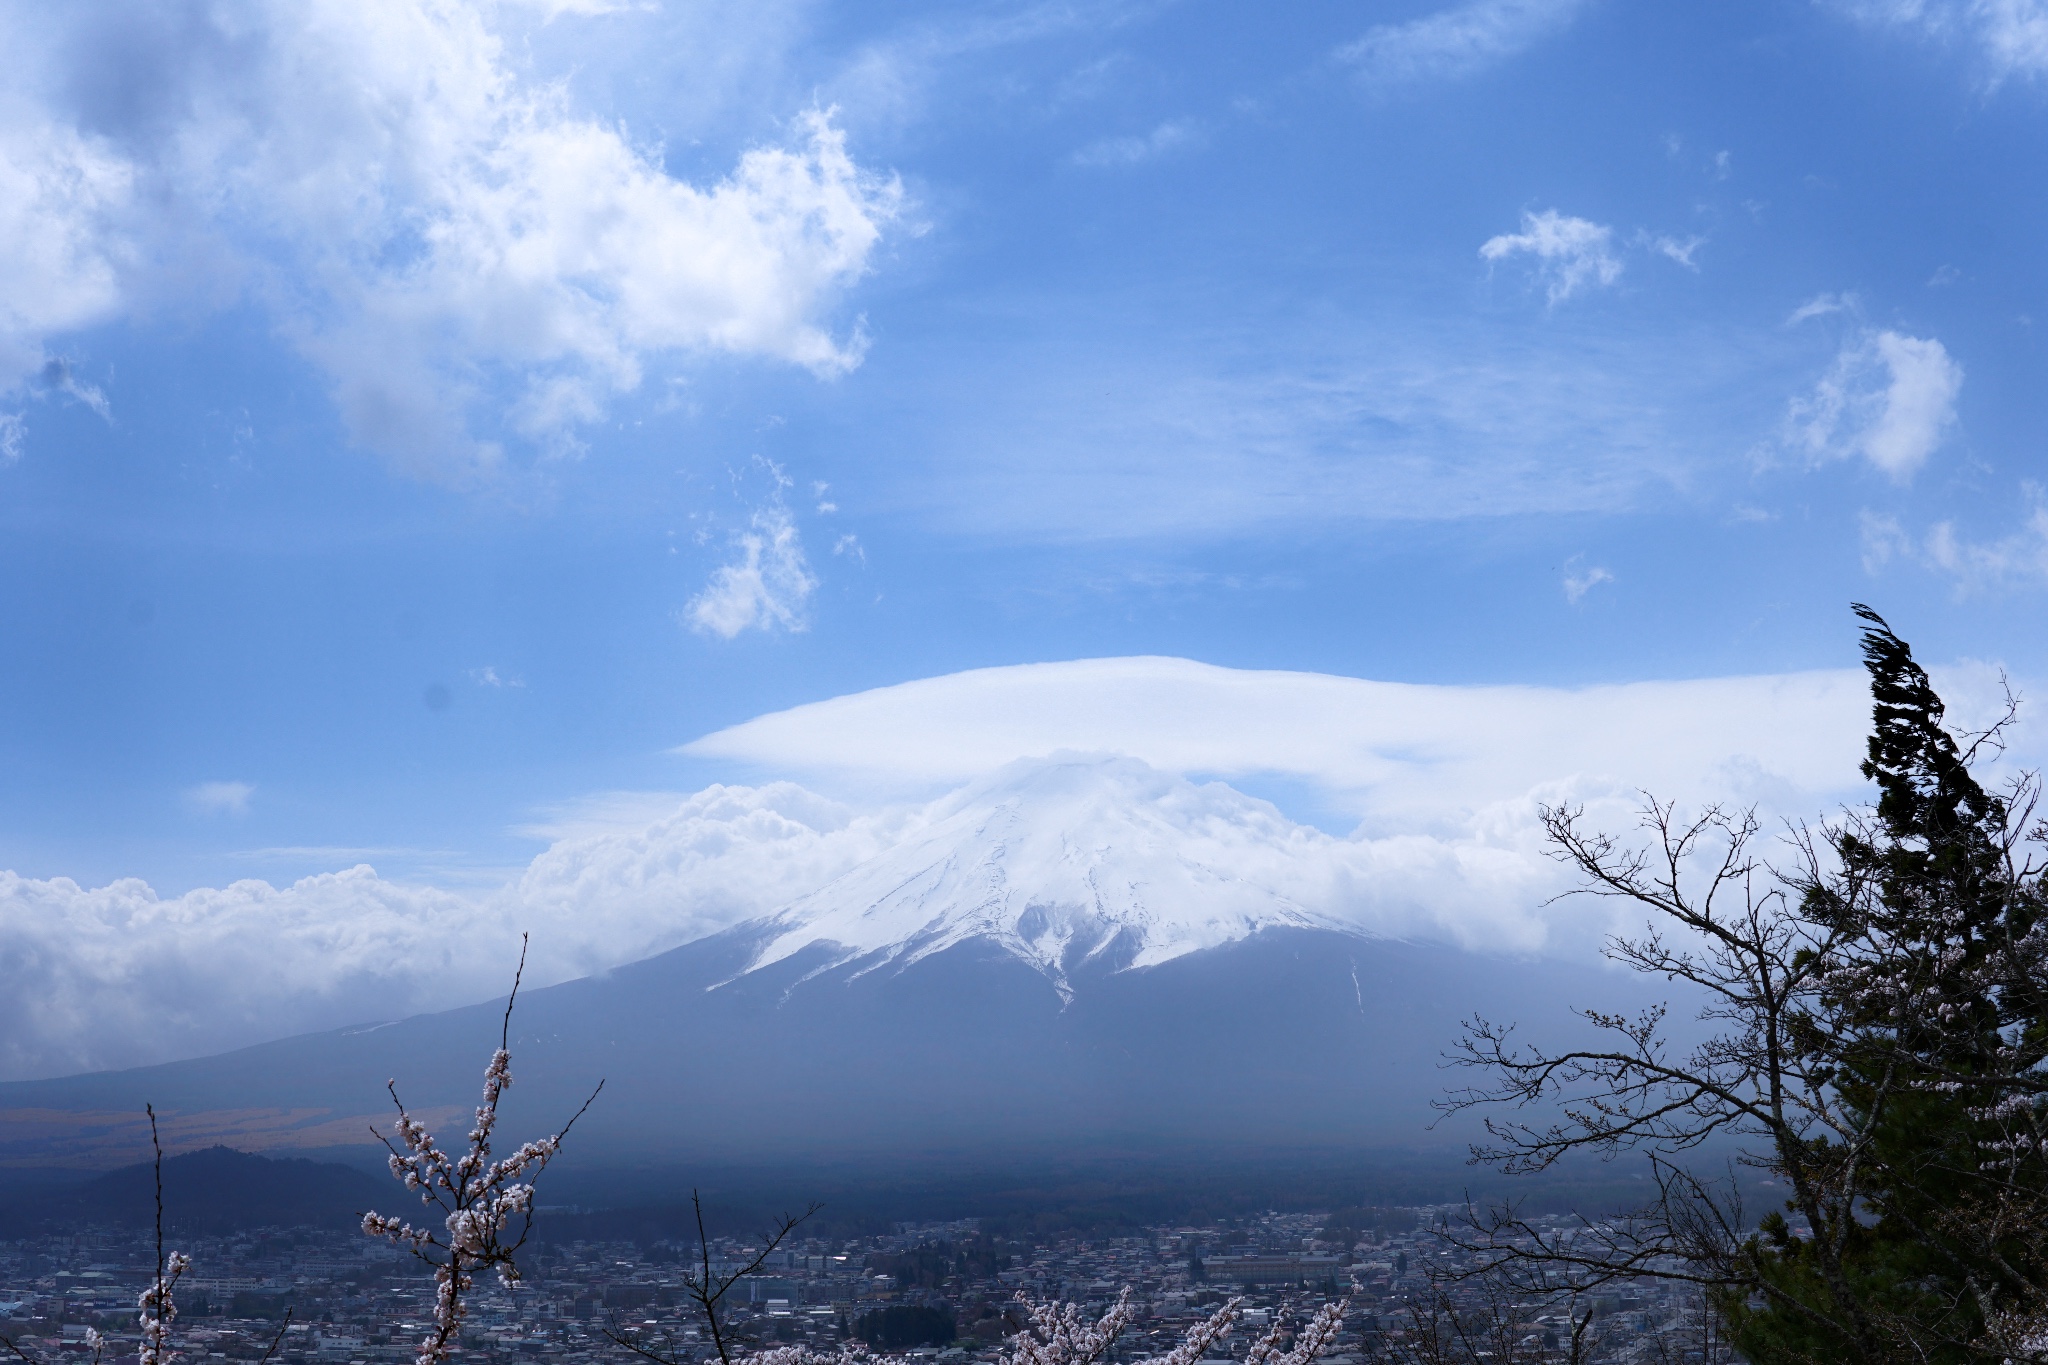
left=603, top=1192, right=820, bottom=1365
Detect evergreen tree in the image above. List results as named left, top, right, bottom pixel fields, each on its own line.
left=1729, top=608, right=2048, bottom=1364
left=1445, top=607, right=2048, bottom=1365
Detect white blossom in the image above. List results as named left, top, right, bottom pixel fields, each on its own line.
left=136, top=1248, right=190, bottom=1365
left=1143, top=1297, right=1245, bottom=1365
left=716, top=1291, right=1342, bottom=1365
left=1006, top=1288, right=1136, bottom=1365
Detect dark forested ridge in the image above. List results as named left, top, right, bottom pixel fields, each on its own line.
left=0, top=1146, right=385, bottom=1236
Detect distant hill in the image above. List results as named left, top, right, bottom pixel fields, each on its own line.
left=0, top=1146, right=387, bottom=1236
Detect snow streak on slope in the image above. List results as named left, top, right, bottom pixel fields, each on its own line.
left=741, top=754, right=1353, bottom=997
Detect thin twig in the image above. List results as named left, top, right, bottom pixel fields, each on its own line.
left=602, top=1192, right=820, bottom=1365
left=150, top=1103, right=165, bottom=1362
left=254, top=1309, right=296, bottom=1365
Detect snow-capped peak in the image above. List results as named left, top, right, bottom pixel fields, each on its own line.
left=738, top=753, right=1355, bottom=997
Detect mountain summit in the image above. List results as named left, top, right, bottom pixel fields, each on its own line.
left=743, top=755, right=1348, bottom=1001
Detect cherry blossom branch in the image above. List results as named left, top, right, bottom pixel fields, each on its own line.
left=138, top=1106, right=191, bottom=1365
left=598, top=1286, right=1341, bottom=1365
left=1004, top=1288, right=1135, bottom=1365
left=363, top=935, right=603, bottom=1365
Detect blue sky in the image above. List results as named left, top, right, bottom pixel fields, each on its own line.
left=2, top=0, right=2046, bottom=922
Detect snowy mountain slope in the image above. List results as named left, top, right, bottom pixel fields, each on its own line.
left=740, top=755, right=1353, bottom=998
left=0, top=755, right=1669, bottom=1168
left=0, top=746, right=1568, bottom=1083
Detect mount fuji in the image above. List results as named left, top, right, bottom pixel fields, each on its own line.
left=741, top=756, right=1353, bottom=1000
left=0, top=756, right=1655, bottom=1169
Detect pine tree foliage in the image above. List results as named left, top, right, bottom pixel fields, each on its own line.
left=1737, top=607, right=2048, bottom=1365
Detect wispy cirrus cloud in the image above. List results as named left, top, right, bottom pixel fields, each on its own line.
left=184, top=781, right=254, bottom=816
left=685, top=502, right=819, bottom=638
left=1562, top=557, right=1613, bottom=603
left=1480, top=209, right=1623, bottom=303
left=1826, top=0, right=2048, bottom=82
left=879, top=296, right=1768, bottom=544
left=1338, top=0, right=1595, bottom=84
left=1863, top=487, right=2048, bottom=588
left=1646, top=233, right=1707, bottom=270
left=1788, top=291, right=1858, bottom=325
left=1071, top=119, right=1199, bottom=168
left=36, top=358, right=111, bottom=420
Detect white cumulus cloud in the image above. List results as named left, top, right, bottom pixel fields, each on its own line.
left=1480, top=209, right=1622, bottom=304
left=1338, top=0, right=1594, bottom=83
left=1784, top=329, right=1963, bottom=480
left=0, top=2, right=899, bottom=478
left=0, top=112, right=134, bottom=390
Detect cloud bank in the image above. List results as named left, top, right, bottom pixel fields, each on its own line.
left=0, top=783, right=910, bottom=1082
left=4, top=655, right=2029, bottom=1083
left=0, top=1, right=899, bottom=478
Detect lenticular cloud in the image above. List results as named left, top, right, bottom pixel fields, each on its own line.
left=0, top=1, right=898, bottom=479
